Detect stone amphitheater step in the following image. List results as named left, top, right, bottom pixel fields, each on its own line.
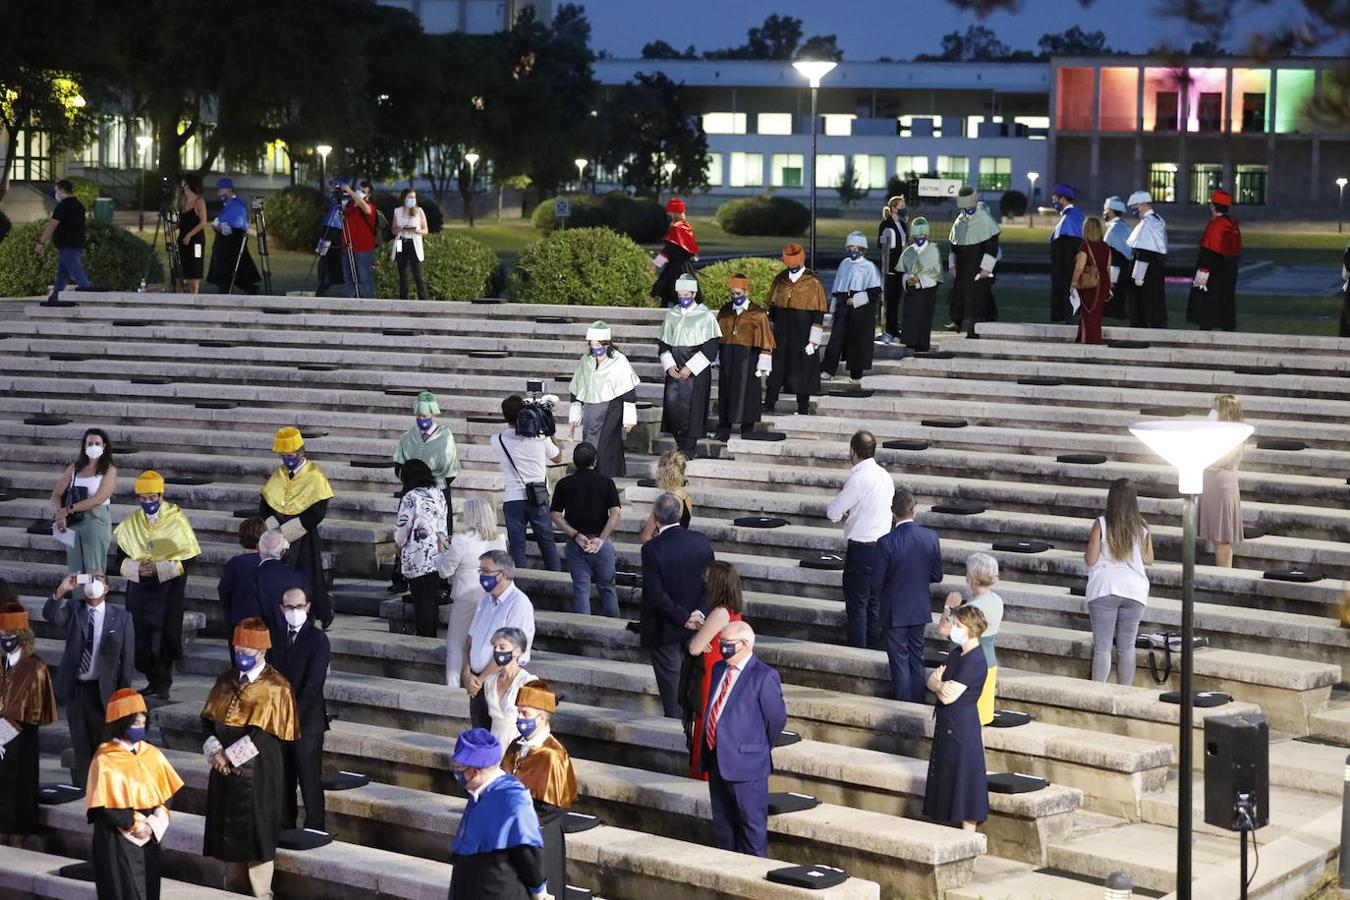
left=946, top=855, right=1151, bottom=900
left=973, top=321, right=1350, bottom=357
left=1139, top=771, right=1339, bottom=841
left=149, top=699, right=907, bottom=897
left=0, top=844, right=239, bottom=899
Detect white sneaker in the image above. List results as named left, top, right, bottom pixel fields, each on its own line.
left=820, top=373, right=833, bottom=383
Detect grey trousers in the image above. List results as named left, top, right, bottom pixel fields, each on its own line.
left=1088, top=594, right=1146, bottom=684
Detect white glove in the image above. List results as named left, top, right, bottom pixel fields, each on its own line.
left=219, top=222, right=233, bottom=236
left=804, top=342, right=817, bottom=356
left=211, top=217, right=221, bottom=232
left=1193, top=269, right=1210, bottom=290
left=1134, top=277, right=1146, bottom=287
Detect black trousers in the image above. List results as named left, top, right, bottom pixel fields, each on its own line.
left=883, top=273, right=903, bottom=337
left=469, top=680, right=491, bottom=729
left=395, top=246, right=428, bottom=300
left=68, top=680, right=105, bottom=788
left=647, top=642, right=684, bottom=719
left=408, top=572, right=442, bottom=638
left=284, top=727, right=326, bottom=831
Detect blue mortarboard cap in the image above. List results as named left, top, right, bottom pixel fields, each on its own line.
left=1052, top=183, right=1076, bottom=201
left=215, top=178, right=234, bottom=191
left=452, top=728, right=502, bottom=768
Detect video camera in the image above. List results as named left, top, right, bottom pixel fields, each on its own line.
left=326, top=179, right=350, bottom=207
left=515, top=379, right=558, bottom=438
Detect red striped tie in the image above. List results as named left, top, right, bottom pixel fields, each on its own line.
left=705, top=664, right=737, bottom=750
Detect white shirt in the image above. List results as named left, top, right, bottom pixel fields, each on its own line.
left=238, top=661, right=265, bottom=684
left=826, top=458, right=895, bottom=543
left=467, top=584, right=536, bottom=673
left=79, top=601, right=107, bottom=680
left=467, top=769, right=505, bottom=802
left=5, top=648, right=20, bottom=669
left=657, top=523, right=679, bottom=536
left=515, top=726, right=550, bottom=759
left=391, top=207, right=427, bottom=261
left=493, top=431, right=559, bottom=503
left=74, top=472, right=110, bottom=506
left=1087, top=517, right=1151, bottom=604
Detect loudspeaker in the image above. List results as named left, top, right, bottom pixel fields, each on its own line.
left=1203, top=713, right=1268, bottom=831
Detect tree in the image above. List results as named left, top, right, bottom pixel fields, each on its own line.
left=703, top=14, right=844, bottom=61
left=1037, top=26, right=1111, bottom=57
left=641, top=40, right=697, bottom=59
left=596, top=72, right=709, bottom=199
left=835, top=160, right=868, bottom=210
left=920, top=25, right=1012, bottom=62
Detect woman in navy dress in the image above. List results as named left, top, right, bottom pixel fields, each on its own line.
left=923, top=605, right=989, bottom=831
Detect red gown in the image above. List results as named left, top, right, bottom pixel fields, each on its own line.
left=688, top=606, right=742, bottom=779
left=1075, top=240, right=1112, bottom=345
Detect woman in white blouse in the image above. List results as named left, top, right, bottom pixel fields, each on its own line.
left=483, top=626, right=538, bottom=751
left=394, top=460, right=448, bottom=638
left=48, top=428, right=118, bottom=595
left=438, top=497, right=507, bottom=686
left=392, top=187, right=429, bottom=300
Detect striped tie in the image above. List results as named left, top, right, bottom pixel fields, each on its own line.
left=705, top=664, right=737, bottom=750
left=79, top=612, right=93, bottom=676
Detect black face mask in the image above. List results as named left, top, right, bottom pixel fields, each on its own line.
left=0, top=636, right=20, bottom=654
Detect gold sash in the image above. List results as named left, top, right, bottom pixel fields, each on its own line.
left=260, top=462, right=335, bottom=517
left=113, top=502, right=201, bottom=562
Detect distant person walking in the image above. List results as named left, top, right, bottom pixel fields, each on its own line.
left=1071, top=216, right=1111, bottom=345
left=35, top=180, right=89, bottom=306
left=1186, top=190, right=1243, bottom=332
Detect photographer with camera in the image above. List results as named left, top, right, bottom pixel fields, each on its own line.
left=178, top=174, right=208, bottom=293
left=206, top=178, right=261, bottom=294
left=494, top=395, right=563, bottom=573
left=340, top=178, right=378, bottom=299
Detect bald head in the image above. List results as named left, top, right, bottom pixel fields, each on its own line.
left=720, top=620, right=755, bottom=664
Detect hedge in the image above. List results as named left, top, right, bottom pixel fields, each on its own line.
left=372, top=231, right=500, bottom=301
left=67, top=176, right=99, bottom=211
left=510, top=227, right=654, bottom=307
left=695, top=257, right=784, bottom=308
left=531, top=192, right=667, bottom=242
left=0, top=209, right=10, bottom=246
left=0, top=220, right=163, bottom=296
left=264, top=185, right=330, bottom=252
left=1000, top=189, right=1028, bottom=218
left=715, top=195, right=810, bottom=236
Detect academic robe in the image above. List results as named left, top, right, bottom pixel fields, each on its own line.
left=764, top=269, right=828, bottom=407
left=503, top=734, right=578, bottom=900
left=448, top=773, right=547, bottom=900
left=878, top=217, right=907, bottom=338
left=948, top=204, right=1000, bottom=331
left=1049, top=205, right=1086, bottom=322
left=715, top=302, right=775, bottom=431
left=650, top=219, right=700, bottom=307
left=823, top=256, right=883, bottom=379
left=1341, top=246, right=1350, bottom=338
left=1127, top=211, right=1169, bottom=328
left=1102, top=217, right=1134, bottom=320
left=394, top=424, right=461, bottom=534
left=200, top=666, right=300, bottom=864
left=1186, top=214, right=1243, bottom=331
left=0, top=652, right=58, bottom=834
left=115, top=504, right=201, bottom=688
left=897, top=240, right=944, bottom=351
left=207, top=196, right=260, bottom=294
left=568, top=352, right=640, bottom=478
left=657, top=304, right=722, bottom=456
left=85, top=740, right=184, bottom=900
left=259, top=461, right=335, bottom=627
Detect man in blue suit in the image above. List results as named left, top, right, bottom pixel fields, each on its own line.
left=43, top=573, right=136, bottom=787
left=221, top=530, right=308, bottom=639
left=700, top=621, right=787, bottom=857
left=871, top=486, right=944, bottom=702
left=639, top=493, right=715, bottom=718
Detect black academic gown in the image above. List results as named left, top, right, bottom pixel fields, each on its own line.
left=658, top=333, right=720, bottom=457
left=201, top=720, right=287, bottom=863
left=90, top=804, right=164, bottom=900
left=258, top=496, right=332, bottom=628
left=651, top=243, right=698, bottom=308
left=949, top=238, right=999, bottom=330
left=1187, top=247, right=1240, bottom=331
left=1341, top=247, right=1350, bottom=338
left=1104, top=245, right=1133, bottom=320
left=0, top=726, right=40, bottom=834
left=717, top=347, right=765, bottom=431
left=822, top=287, right=881, bottom=378
left=879, top=218, right=905, bottom=338
left=207, top=231, right=261, bottom=294
left=1131, top=248, right=1168, bottom=328
left=1050, top=234, right=1082, bottom=323
left=117, top=556, right=189, bottom=688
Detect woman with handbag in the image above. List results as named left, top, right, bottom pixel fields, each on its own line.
left=48, top=429, right=118, bottom=589
left=1071, top=217, right=1112, bottom=345
left=394, top=460, right=449, bottom=637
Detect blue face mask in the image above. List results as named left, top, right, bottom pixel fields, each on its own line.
left=479, top=572, right=500, bottom=594
left=125, top=726, right=147, bottom=744
left=788, top=265, right=803, bottom=275
left=217, top=193, right=229, bottom=204
left=140, top=500, right=161, bottom=517
left=1053, top=199, right=1065, bottom=212
left=1130, top=206, right=1142, bottom=219
left=235, top=652, right=257, bottom=672
left=847, top=249, right=861, bottom=260
left=731, top=294, right=748, bottom=306
left=492, top=649, right=514, bottom=668
left=589, top=346, right=607, bottom=357
left=453, top=768, right=469, bottom=787
left=416, top=417, right=434, bottom=433
left=0, top=636, right=19, bottom=654
left=677, top=294, right=695, bottom=308
left=915, top=236, right=927, bottom=246
left=516, top=717, right=538, bottom=739
left=719, top=640, right=738, bottom=660
left=282, top=455, right=302, bottom=471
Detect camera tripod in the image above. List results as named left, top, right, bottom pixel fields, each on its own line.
left=250, top=199, right=274, bottom=295
left=310, top=190, right=361, bottom=298
left=146, top=201, right=184, bottom=293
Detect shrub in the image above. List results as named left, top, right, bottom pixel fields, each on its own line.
left=372, top=231, right=500, bottom=301
left=0, top=220, right=163, bottom=296
left=374, top=192, right=444, bottom=234
left=1000, top=189, right=1028, bottom=218
left=531, top=194, right=609, bottom=232
left=696, top=257, right=785, bottom=308
left=715, top=195, right=810, bottom=236
left=0, top=209, right=10, bottom=246
left=510, top=227, right=654, bottom=307
left=531, top=192, right=668, bottom=242
left=265, top=185, right=330, bottom=252
left=67, top=176, right=99, bottom=211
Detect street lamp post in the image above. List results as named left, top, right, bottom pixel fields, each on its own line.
left=575, top=158, right=589, bottom=193
left=135, top=135, right=153, bottom=232
left=792, top=60, right=837, bottom=270
left=316, top=145, right=332, bottom=189
left=662, top=159, right=677, bottom=200
left=1337, top=177, right=1347, bottom=233
left=1127, top=419, right=1255, bottom=900
left=1027, top=171, right=1039, bottom=227
left=463, top=152, right=479, bottom=226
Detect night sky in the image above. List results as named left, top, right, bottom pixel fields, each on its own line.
left=580, top=0, right=1341, bottom=60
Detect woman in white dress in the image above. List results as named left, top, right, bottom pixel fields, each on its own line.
left=438, top=497, right=507, bottom=686
left=482, top=627, right=537, bottom=751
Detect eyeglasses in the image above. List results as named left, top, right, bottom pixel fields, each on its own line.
left=281, top=605, right=308, bottom=612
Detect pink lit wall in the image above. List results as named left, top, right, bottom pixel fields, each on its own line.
left=1184, top=68, right=1227, bottom=132
left=1056, top=68, right=1094, bottom=131
left=1099, top=68, right=1139, bottom=132
left=1230, top=69, right=1271, bottom=132
left=1143, top=68, right=1182, bottom=131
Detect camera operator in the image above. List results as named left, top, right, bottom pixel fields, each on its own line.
left=179, top=174, right=208, bottom=294
left=493, top=395, right=563, bottom=573
left=206, top=178, right=261, bottom=294
left=393, top=188, right=429, bottom=300
left=340, top=178, right=378, bottom=299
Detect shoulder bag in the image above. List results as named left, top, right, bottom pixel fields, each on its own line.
left=498, top=434, right=550, bottom=508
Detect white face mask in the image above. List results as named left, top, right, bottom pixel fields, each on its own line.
left=951, top=624, right=970, bottom=644
left=84, top=445, right=104, bottom=460
left=284, top=608, right=308, bottom=628
left=405, top=197, right=416, bottom=209
left=86, top=579, right=106, bottom=600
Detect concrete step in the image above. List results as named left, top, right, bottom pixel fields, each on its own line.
left=1046, top=821, right=1239, bottom=894
left=0, top=844, right=238, bottom=899
left=972, top=321, right=1350, bottom=357
left=1139, top=770, right=1340, bottom=840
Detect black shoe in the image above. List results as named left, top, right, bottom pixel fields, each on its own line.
left=714, top=428, right=731, bottom=442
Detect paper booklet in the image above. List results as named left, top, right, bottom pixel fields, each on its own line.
left=1069, top=288, right=1082, bottom=313
left=51, top=523, right=77, bottom=548
left=1109, top=265, right=1120, bottom=285
left=224, top=734, right=260, bottom=768
left=979, top=253, right=997, bottom=273
left=652, top=253, right=669, bottom=270
left=0, top=718, right=19, bottom=746
left=121, top=808, right=169, bottom=847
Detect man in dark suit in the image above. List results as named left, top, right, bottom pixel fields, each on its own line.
left=700, top=621, right=787, bottom=857
left=253, top=531, right=308, bottom=634
left=266, top=587, right=330, bottom=832
left=42, top=573, right=136, bottom=787
left=639, top=493, right=714, bottom=718
left=871, top=486, right=944, bottom=702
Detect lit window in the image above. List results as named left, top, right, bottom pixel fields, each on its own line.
left=1235, top=164, right=1267, bottom=205
left=771, top=153, right=804, bottom=188
left=821, top=115, right=854, bottom=137
left=1189, top=163, right=1222, bottom=203
left=758, top=113, right=793, bottom=136
left=815, top=153, right=846, bottom=188
left=896, top=156, right=929, bottom=179
left=1147, top=162, right=1178, bottom=203
left=702, top=113, right=747, bottom=135
left=936, top=156, right=969, bottom=182
left=852, top=155, right=887, bottom=190
left=978, top=157, right=1011, bottom=192
left=729, top=152, right=763, bottom=187
left=705, top=152, right=723, bottom=187
left=898, top=116, right=940, bottom=138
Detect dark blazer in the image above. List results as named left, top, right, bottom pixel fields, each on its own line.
left=42, top=595, right=135, bottom=705
left=251, top=558, right=309, bottom=633
left=639, top=525, right=714, bottom=649
left=700, top=654, right=787, bottom=782
left=217, top=551, right=260, bottom=628
left=266, top=619, right=330, bottom=733
left=871, top=519, right=944, bottom=628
